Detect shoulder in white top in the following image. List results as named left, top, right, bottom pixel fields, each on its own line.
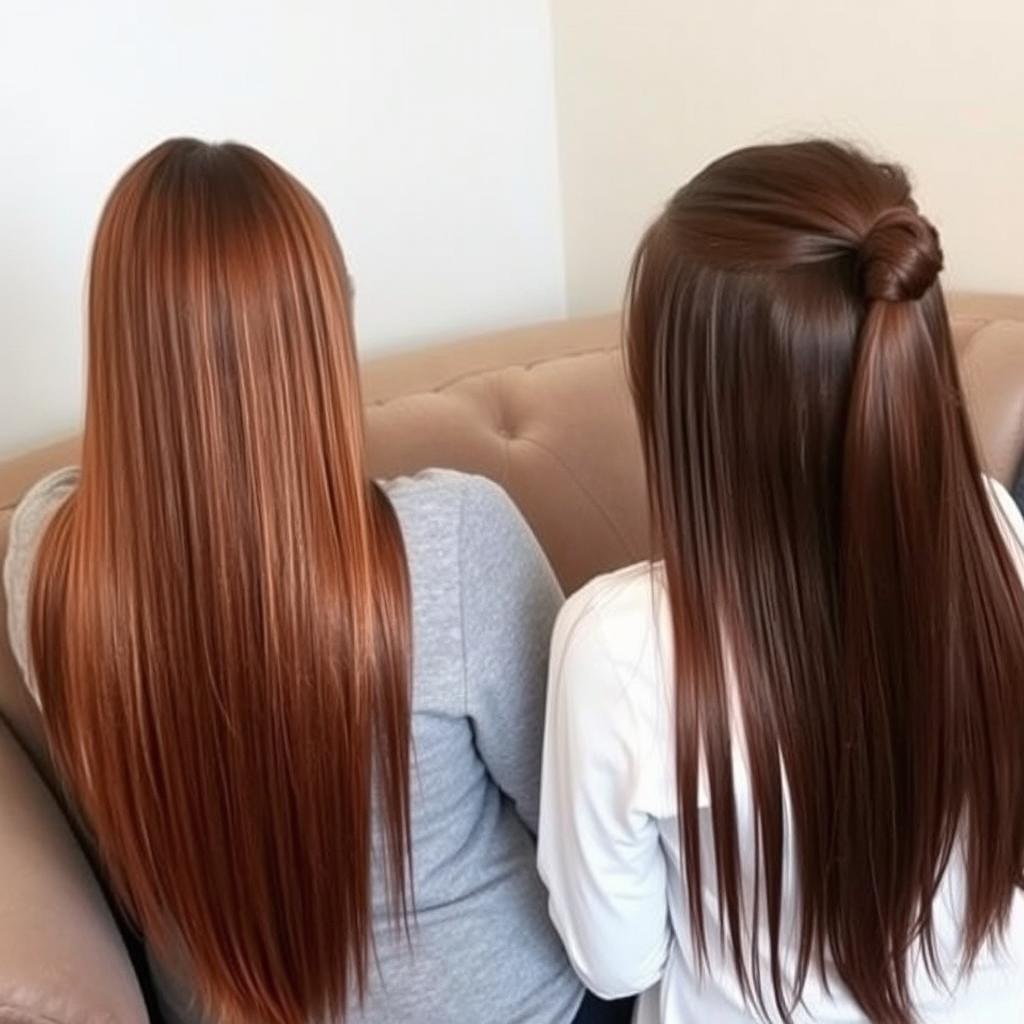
left=538, top=478, right=1024, bottom=1024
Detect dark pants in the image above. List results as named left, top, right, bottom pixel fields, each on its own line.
left=571, top=990, right=636, bottom=1024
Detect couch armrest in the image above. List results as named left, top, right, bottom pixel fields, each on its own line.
left=0, top=718, right=148, bottom=1023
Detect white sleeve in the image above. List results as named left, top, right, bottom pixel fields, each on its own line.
left=537, top=587, right=670, bottom=999
left=984, top=476, right=1024, bottom=579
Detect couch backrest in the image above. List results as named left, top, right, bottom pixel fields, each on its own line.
left=2, top=296, right=1024, bottom=758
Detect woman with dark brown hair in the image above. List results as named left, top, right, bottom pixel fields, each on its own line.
left=1, top=138, right=597, bottom=1024
left=538, top=141, right=1024, bottom=1023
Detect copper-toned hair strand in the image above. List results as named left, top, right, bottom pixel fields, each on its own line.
left=30, top=139, right=412, bottom=1024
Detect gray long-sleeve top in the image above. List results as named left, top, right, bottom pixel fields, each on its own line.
left=4, top=467, right=582, bottom=1024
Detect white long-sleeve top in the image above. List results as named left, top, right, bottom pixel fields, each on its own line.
left=538, top=478, right=1024, bottom=1024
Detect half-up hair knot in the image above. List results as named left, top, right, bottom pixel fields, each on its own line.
left=859, top=206, right=943, bottom=303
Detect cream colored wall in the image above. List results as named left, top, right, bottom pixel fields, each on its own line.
left=550, top=0, right=1024, bottom=314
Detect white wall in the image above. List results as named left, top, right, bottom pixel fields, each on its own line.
left=550, top=0, right=1024, bottom=315
left=0, top=0, right=566, bottom=457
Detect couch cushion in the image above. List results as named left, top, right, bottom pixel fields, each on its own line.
left=1, top=297, right=1022, bottom=703
left=363, top=315, right=649, bottom=595
left=0, top=716, right=149, bottom=1023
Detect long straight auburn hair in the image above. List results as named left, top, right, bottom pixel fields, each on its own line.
left=626, top=141, right=1024, bottom=1022
left=29, top=139, right=411, bottom=1024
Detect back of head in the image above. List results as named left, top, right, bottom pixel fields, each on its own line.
left=626, top=140, right=1024, bottom=1022
left=30, top=139, right=412, bottom=1024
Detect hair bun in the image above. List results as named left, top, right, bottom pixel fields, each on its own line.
left=859, top=207, right=943, bottom=303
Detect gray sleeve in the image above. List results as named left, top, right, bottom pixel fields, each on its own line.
left=3, top=468, right=78, bottom=699
left=458, top=477, right=563, bottom=835
left=3, top=508, right=35, bottom=684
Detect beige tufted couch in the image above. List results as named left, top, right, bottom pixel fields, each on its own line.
left=1, top=295, right=1023, bottom=1022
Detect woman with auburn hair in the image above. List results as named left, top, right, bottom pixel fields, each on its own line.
left=539, top=140, right=1024, bottom=1023
left=1, top=138, right=615, bottom=1024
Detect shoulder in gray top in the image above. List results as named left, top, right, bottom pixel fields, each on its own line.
left=3, top=467, right=582, bottom=1024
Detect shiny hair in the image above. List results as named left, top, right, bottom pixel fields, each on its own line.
left=626, top=140, right=1024, bottom=1022
left=29, top=139, right=411, bottom=1024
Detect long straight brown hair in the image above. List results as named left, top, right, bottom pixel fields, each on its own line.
left=29, top=139, right=411, bottom=1024
left=627, top=141, right=1024, bottom=1022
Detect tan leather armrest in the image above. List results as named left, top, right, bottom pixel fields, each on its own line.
left=0, top=718, right=148, bottom=1023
